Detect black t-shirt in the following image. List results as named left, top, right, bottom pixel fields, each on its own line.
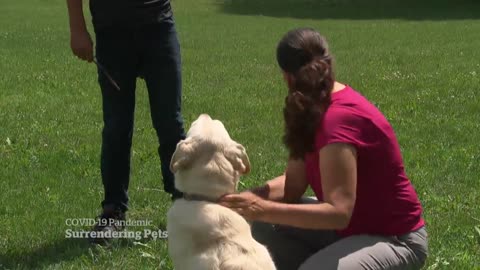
left=89, top=0, right=173, bottom=29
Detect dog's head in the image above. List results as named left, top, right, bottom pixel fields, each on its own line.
left=170, top=114, right=250, bottom=199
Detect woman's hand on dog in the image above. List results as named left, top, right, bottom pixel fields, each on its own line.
left=218, top=192, right=272, bottom=221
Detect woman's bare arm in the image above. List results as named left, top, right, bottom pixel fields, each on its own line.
left=250, top=159, right=308, bottom=203
left=260, top=143, right=357, bottom=230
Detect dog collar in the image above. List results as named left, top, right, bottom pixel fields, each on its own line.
left=183, top=193, right=218, bottom=203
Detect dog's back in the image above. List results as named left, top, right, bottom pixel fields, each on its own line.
left=167, top=199, right=276, bottom=270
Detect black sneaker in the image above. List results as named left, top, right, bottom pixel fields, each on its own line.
left=89, top=207, right=126, bottom=245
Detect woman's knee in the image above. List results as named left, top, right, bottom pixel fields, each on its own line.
left=251, top=222, right=313, bottom=270
left=400, top=227, right=429, bottom=268
left=251, top=221, right=276, bottom=245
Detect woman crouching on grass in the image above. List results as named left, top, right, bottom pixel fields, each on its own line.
left=219, top=28, right=428, bottom=270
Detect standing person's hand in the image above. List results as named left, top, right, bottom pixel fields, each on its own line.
left=70, top=29, right=94, bottom=62
left=219, top=192, right=272, bottom=221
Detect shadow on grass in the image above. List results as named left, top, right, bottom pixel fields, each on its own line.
left=0, top=228, right=167, bottom=269
left=0, top=238, right=93, bottom=269
left=221, top=0, right=480, bottom=21
left=0, top=233, right=165, bottom=270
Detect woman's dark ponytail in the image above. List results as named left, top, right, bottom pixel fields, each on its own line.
left=277, top=28, right=335, bottom=159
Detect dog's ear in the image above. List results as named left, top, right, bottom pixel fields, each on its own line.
left=225, top=142, right=251, bottom=175
left=170, top=137, right=198, bottom=173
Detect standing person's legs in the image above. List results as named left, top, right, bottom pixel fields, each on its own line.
left=299, top=227, right=428, bottom=270
left=137, top=17, right=186, bottom=199
left=95, top=26, right=138, bottom=213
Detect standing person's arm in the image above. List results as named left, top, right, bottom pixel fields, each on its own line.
left=66, top=0, right=94, bottom=62
left=249, top=159, right=308, bottom=203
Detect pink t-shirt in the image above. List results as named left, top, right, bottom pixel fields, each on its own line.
left=304, top=85, right=425, bottom=237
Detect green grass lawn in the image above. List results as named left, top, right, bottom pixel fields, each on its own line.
left=1, top=0, right=479, bottom=269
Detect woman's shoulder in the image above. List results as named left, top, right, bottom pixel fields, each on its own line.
left=317, top=86, right=385, bottom=147
left=330, top=85, right=371, bottom=107
left=320, top=85, right=396, bottom=148
left=323, top=101, right=364, bottom=128
left=327, top=85, right=386, bottom=124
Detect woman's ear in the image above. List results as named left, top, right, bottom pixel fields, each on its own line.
left=283, top=71, right=296, bottom=91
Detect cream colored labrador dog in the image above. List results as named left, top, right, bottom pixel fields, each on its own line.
left=167, top=114, right=276, bottom=270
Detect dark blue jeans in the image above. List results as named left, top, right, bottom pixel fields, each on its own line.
left=94, top=17, right=185, bottom=212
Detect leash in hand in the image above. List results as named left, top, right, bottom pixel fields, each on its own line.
left=93, top=58, right=121, bottom=91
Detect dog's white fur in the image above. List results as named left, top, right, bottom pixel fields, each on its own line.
left=167, top=114, right=276, bottom=270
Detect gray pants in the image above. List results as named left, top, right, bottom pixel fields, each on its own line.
left=252, top=200, right=428, bottom=269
